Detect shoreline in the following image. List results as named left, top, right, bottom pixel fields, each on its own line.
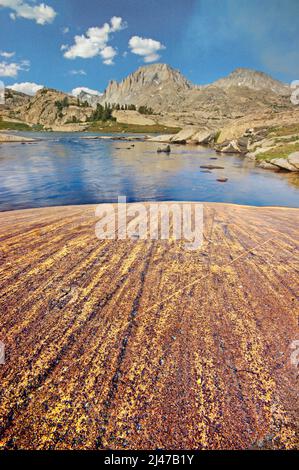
left=1, top=125, right=299, bottom=173
left=2, top=200, right=299, bottom=215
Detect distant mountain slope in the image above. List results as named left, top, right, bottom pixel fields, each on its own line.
left=77, top=90, right=103, bottom=108
left=5, top=88, right=93, bottom=126
left=100, top=64, right=291, bottom=120
left=0, top=64, right=292, bottom=129
left=213, top=67, right=290, bottom=95
left=1, top=89, right=31, bottom=110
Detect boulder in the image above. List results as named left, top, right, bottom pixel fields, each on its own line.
left=287, top=152, right=299, bottom=169
left=169, top=127, right=216, bottom=145
left=157, top=145, right=171, bottom=154
left=187, top=130, right=214, bottom=145
left=216, top=139, right=245, bottom=154
left=217, top=124, right=249, bottom=144
left=245, top=152, right=258, bottom=160
left=170, top=128, right=196, bottom=143
left=271, top=158, right=298, bottom=171
left=257, top=161, right=278, bottom=170
left=236, top=137, right=249, bottom=152
left=246, top=145, right=276, bottom=160
left=147, top=134, right=173, bottom=143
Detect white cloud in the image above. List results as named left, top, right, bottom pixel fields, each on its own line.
left=100, top=46, right=117, bottom=65
left=0, top=51, right=15, bottom=58
left=0, top=59, right=30, bottom=77
left=110, top=16, right=126, bottom=32
left=0, top=0, right=57, bottom=25
left=128, top=36, right=165, bottom=63
left=63, top=16, right=126, bottom=65
left=71, top=87, right=103, bottom=97
left=7, top=81, right=44, bottom=95
left=62, top=26, right=69, bottom=34
left=69, top=69, right=86, bottom=76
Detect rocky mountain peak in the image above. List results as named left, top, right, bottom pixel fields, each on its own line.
left=124, top=63, right=192, bottom=89
left=213, top=67, right=290, bottom=95
left=101, top=63, right=193, bottom=107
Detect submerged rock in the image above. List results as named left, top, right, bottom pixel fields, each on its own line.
left=217, top=178, right=228, bottom=182
left=200, top=164, right=225, bottom=170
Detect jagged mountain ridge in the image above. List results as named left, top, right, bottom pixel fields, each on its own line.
left=98, top=63, right=290, bottom=118
left=100, top=63, right=193, bottom=109
left=0, top=64, right=292, bottom=128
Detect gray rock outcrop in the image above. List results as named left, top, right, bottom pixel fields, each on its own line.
left=288, top=152, right=299, bottom=169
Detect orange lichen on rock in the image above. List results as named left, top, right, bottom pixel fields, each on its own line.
left=0, top=203, right=298, bottom=450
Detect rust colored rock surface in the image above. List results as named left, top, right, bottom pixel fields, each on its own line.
left=0, top=203, right=298, bottom=450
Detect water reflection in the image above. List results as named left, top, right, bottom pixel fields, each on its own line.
left=0, top=132, right=298, bottom=211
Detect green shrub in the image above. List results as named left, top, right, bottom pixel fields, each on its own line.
left=55, top=97, right=69, bottom=113
left=138, top=105, right=154, bottom=115
left=89, top=103, right=116, bottom=122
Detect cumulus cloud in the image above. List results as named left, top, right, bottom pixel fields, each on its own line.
left=0, top=0, right=57, bottom=25
left=0, top=59, right=30, bottom=77
left=110, top=16, right=125, bottom=32
left=71, top=87, right=103, bottom=97
left=69, top=69, right=86, bottom=76
left=99, top=46, right=117, bottom=65
left=63, top=16, right=126, bottom=65
left=7, top=81, right=44, bottom=95
left=128, top=36, right=165, bottom=63
left=0, top=51, right=15, bottom=58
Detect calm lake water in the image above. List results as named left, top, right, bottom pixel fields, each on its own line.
left=0, top=132, right=299, bottom=211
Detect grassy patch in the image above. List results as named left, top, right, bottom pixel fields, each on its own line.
left=267, top=123, right=299, bottom=137
left=0, top=120, right=32, bottom=131
left=31, top=124, right=44, bottom=131
left=86, top=120, right=181, bottom=134
left=214, top=130, right=221, bottom=143
left=274, top=135, right=299, bottom=144
left=256, top=142, right=299, bottom=161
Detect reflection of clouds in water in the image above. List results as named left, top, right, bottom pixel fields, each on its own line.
left=0, top=133, right=299, bottom=210
left=0, top=142, right=59, bottom=210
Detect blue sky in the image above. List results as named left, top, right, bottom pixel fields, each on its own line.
left=0, top=0, right=298, bottom=95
